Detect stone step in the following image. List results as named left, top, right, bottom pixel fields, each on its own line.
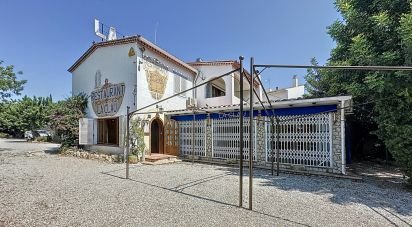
left=143, top=154, right=180, bottom=165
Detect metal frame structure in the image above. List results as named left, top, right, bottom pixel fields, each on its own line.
left=123, top=55, right=412, bottom=211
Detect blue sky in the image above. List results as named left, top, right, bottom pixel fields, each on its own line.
left=0, top=0, right=340, bottom=100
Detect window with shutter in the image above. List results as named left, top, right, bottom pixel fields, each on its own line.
left=181, top=77, right=187, bottom=96
left=79, top=118, right=94, bottom=145
left=174, top=75, right=180, bottom=94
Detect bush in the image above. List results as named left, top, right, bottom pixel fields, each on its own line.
left=49, top=93, right=88, bottom=147
left=0, top=132, right=10, bottom=138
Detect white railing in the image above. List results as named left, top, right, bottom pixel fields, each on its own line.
left=212, top=117, right=256, bottom=160
left=178, top=120, right=206, bottom=156
left=266, top=113, right=333, bottom=167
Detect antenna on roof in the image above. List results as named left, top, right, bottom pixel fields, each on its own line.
left=154, top=22, right=159, bottom=44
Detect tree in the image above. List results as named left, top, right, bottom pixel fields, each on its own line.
left=305, top=0, right=412, bottom=183
left=49, top=94, right=88, bottom=147
left=0, top=60, right=26, bottom=101
left=0, top=95, right=53, bottom=137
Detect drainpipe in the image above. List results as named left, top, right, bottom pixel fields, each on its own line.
left=341, top=100, right=346, bottom=175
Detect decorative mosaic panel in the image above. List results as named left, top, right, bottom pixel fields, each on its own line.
left=178, top=120, right=206, bottom=156
left=266, top=113, right=333, bottom=167
left=211, top=117, right=256, bottom=160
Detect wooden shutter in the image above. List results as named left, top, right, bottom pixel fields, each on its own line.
left=164, top=119, right=179, bottom=156
left=174, top=75, right=180, bottom=94
left=79, top=118, right=94, bottom=145
left=181, top=77, right=187, bottom=96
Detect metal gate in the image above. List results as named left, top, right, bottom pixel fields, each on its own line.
left=212, top=117, right=256, bottom=160
left=266, top=113, right=333, bottom=167
left=178, top=120, right=206, bottom=156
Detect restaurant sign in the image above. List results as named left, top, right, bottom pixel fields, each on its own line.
left=91, top=79, right=125, bottom=117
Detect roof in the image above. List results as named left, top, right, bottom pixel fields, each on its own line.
left=68, top=36, right=198, bottom=74
left=188, top=60, right=239, bottom=66
left=189, top=60, right=260, bottom=87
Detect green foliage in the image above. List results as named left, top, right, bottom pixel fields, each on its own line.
left=305, top=0, right=412, bottom=183
left=0, top=60, right=26, bottom=101
left=0, top=132, right=11, bottom=138
left=0, top=95, right=53, bottom=137
left=130, top=118, right=146, bottom=157
left=36, top=136, right=50, bottom=142
left=49, top=94, right=88, bottom=147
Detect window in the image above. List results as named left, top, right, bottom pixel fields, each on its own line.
left=212, top=85, right=225, bottom=97
left=174, top=74, right=188, bottom=96
left=206, top=78, right=226, bottom=98
left=97, top=118, right=119, bottom=145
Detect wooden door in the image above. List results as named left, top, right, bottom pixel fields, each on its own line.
left=164, top=119, right=179, bottom=156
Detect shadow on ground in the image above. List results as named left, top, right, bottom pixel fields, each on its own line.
left=101, top=166, right=311, bottom=227
left=2, top=139, right=28, bottom=143
left=103, top=161, right=411, bottom=226
left=44, top=147, right=60, bottom=155
left=221, top=165, right=412, bottom=226
left=0, top=148, right=12, bottom=152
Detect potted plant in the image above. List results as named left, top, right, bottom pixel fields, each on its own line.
left=128, top=153, right=138, bottom=164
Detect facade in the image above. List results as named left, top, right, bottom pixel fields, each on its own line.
left=69, top=36, right=352, bottom=175
left=168, top=96, right=352, bottom=175
left=70, top=36, right=197, bottom=154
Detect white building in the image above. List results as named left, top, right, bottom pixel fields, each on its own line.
left=69, top=36, right=197, bottom=154
left=266, top=75, right=305, bottom=100
left=69, top=36, right=259, bottom=154
left=189, top=59, right=262, bottom=107
left=69, top=35, right=352, bottom=175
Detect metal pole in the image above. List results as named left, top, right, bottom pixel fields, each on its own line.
left=249, top=57, right=254, bottom=210
left=276, top=119, right=280, bottom=176
left=239, top=56, right=244, bottom=208
left=271, top=117, right=275, bottom=175
left=192, top=110, right=195, bottom=164
left=253, top=64, right=412, bottom=71
left=126, top=106, right=130, bottom=179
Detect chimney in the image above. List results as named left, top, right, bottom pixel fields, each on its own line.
left=292, top=75, right=298, bottom=87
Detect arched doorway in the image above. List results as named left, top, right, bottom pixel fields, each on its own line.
left=150, top=118, right=164, bottom=154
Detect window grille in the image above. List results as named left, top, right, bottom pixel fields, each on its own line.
left=266, top=113, right=333, bottom=167
left=178, top=120, right=206, bottom=156
left=212, top=117, right=256, bottom=160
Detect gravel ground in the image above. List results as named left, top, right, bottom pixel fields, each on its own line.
left=1, top=139, right=412, bottom=226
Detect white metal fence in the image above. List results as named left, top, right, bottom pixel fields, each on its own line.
left=212, top=117, right=256, bottom=160
left=266, top=113, right=333, bottom=167
left=178, top=120, right=206, bottom=156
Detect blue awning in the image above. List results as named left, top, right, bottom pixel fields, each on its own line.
left=170, top=105, right=337, bottom=121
